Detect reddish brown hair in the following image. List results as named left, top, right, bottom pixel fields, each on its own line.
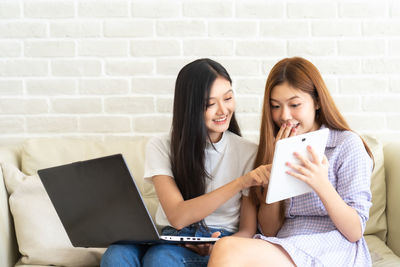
left=252, top=57, right=373, bottom=205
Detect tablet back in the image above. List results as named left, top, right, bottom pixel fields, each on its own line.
left=266, top=128, right=329, bottom=204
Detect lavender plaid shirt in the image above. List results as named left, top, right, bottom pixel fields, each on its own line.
left=256, top=126, right=373, bottom=267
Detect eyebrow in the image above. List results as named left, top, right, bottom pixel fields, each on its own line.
left=270, top=96, right=300, bottom=102
left=208, top=89, right=233, bottom=99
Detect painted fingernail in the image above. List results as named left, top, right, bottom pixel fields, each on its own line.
left=293, top=152, right=298, bottom=156
left=307, top=145, right=311, bottom=150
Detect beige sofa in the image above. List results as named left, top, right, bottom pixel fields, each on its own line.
left=0, top=135, right=399, bottom=267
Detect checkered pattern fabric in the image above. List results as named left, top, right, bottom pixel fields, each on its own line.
left=256, top=127, right=373, bottom=267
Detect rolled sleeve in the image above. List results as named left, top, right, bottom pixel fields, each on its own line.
left=335, top=134, right=373, bottom=233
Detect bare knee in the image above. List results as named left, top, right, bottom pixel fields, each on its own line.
left=209, top=236, right=243, bottom=267
left=210, top=237, right=296, bottom=267
left=214, top=236, right=242, bottom=252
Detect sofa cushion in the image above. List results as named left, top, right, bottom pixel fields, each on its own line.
left=20, top=137, right=157, bottom=206
left=363, top=135, right=387, bottom=242
left=365, top=235, right=400, bottom=266
left=15, top=262, right=53, bottom=267
left=384, top=141, right=400, bottom=257
left=1, top=162, right=105, bottom=266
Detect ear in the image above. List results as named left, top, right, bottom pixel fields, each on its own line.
left=314, top=99, right=320, bottom=110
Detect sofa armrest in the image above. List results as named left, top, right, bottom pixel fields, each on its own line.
left=0, top=166, right=19, bottom=267
left=384, top=141, right=400, bottom=257
left=0, top=145, right=23, bottom=267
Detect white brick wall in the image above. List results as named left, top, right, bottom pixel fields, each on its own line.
left=78, top=1, right=130, bottom=18
left=24, top=1, right=75, bottom=18
left=52, top=60, right=101, bottom=76
left=0, top=0, right=399, bottom=144
left=25, top=41, right=75, bottom=57
left=26, top=79, right=77, bottom=95
left=50, top=21, right=102, bottom=38
left=0, top=41, right=22, bottom=57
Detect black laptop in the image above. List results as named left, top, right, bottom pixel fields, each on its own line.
left=38, top=154, right=218, bottom=248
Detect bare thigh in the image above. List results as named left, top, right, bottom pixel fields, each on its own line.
left=208, top=236, right=296, bottom=267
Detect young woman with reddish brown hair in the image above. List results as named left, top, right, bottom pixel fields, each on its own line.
left=208, top=57, right=374, bottom=267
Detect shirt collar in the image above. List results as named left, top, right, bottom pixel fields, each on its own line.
left=320, top=124, right=337, bottom=148
left=206, top=131, right=227, bottom=153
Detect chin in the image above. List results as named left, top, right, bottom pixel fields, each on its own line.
left=216, top=125, right=229, bottom=133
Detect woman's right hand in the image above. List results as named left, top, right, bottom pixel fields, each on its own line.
left=274, top=119, right=298, bottom=146
left=251, top=120, right=298, bottom=203
left=238, top=164, right=271, bottom=189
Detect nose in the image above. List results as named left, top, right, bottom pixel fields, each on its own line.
left=280, top=106, right=291, bottom=123
left=216, top=100, right=228, bottom=115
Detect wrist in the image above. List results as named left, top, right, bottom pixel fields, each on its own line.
left=317, top=180, right=337, bottom=205
left=236, top=176, right=246, bottom=190
left=315, top=178, right=334, bottom=199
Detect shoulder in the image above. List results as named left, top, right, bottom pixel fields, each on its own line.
left=147, top=135, right=171, bottom=154
left=327, top=129, right=371, bottom=164
left=144, top=135, right=173, bottom=179
left=327, top=128, right=363, bottom=150
left=225, top=131, right=258, bottom=152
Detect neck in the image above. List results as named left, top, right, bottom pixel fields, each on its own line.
left=311, top=121, right=321, bottom=132
left=209, top=132, right=223, bottom=143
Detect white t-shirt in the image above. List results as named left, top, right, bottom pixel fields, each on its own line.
left=143, top=131, right=258, bottom=233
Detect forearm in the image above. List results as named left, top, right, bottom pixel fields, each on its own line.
left=155, top=164, right=269, bottom=230
left=233, top=196, right=257, bottom=238
left=167, top=178, right=244, bottom=229
left=317, top=183, right=362, bottom=242
left=257, top=201, right=283, bottom=236
left=233, top=230, right=254, bottom=238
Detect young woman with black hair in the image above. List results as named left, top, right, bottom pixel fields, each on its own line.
left=100, top=58, right=269, bottom=267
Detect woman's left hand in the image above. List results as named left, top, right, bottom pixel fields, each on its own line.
left=286, top=145, right=330, bottom=192
left=183, top=231, right=221, bottom=256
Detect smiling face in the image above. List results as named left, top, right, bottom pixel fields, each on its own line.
left=204, top=77, right=235, bottom=143
left=270, top=82, right=320, bottom=135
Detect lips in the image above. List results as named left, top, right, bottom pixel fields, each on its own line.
left=213, top=116, right=227, bottom=124
left=285, top=120, right=299, bottom=129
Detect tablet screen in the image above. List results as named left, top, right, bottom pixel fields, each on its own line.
left=266, top=128, right=329, bottom=204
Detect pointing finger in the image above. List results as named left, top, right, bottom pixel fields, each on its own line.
left=211, top=231, right=221, bottom=238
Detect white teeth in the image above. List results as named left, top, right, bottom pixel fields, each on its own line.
left=215, top=116, right=227, bottom=122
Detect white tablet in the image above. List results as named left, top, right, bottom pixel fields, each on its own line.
left=266, top=128, right=330, bottom=204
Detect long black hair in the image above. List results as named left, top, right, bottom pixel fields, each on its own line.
left=170, top=58, right=241, bottom=227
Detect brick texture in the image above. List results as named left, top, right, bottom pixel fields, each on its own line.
left=0, top=0, right=399, bottom=141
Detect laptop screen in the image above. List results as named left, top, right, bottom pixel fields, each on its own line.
left=38, top=154, right=160, bottom=247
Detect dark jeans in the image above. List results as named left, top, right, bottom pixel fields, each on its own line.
left=100, top=225, right=233, bottom=267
